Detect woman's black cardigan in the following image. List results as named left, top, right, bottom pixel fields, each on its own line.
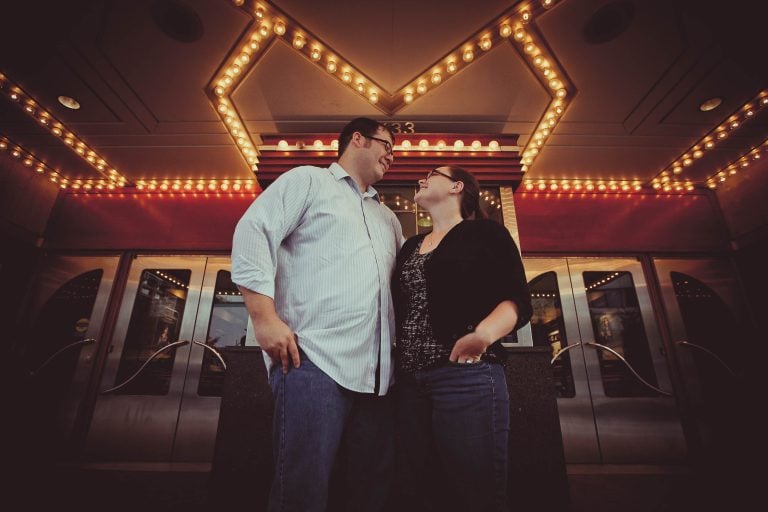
left=392, top=219, right=533, bottom=356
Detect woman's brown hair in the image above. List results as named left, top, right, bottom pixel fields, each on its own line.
left=442, top=166, right=487, bottom=219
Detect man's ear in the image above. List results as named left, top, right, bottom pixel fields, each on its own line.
left=352, top=132, right=366, bottom=148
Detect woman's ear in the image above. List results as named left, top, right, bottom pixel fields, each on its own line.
left=451, top=181, right=465, bottom=194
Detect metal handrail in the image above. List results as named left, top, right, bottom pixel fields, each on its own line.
left=29, top=338, right=96, bottom=377
left=100, top=340, right=189, bottom=394
left=550, top=342, right=583, bottom=365
left=193, top=340, right=227, bottom=370
left=584, top=342, right=672, bottom=396
left=675, top=340, right=738, bottom=378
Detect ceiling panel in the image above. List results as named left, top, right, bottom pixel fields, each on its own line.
left=399, top=43, right=549, bottom=132
left=0, top=102, right=105, bottom=181
left=273, top=0, right=514, bottom=92
left=539, top=0, right=683, bottom=124
left=99, top=0, right=250, bottom=123
left=234, top=40, right=380, bottom=124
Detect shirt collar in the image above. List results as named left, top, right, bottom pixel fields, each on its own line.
left=329, top=162, right=380, bottom=201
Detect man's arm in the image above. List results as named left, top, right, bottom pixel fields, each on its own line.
left=231, top=167, right=316, bottom=374
left=239, top=286, right=300, bottom=374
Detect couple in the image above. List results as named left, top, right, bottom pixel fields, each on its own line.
left=231, top=117, right=532, bottom=512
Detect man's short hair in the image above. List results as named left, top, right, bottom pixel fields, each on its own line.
left=337, top=118, right=395, bottom=157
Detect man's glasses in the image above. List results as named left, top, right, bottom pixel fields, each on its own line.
left=364, top=135, right=393, bottom=155
left=425, top=169, right=458, bottom=181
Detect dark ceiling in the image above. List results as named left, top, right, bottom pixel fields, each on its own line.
left=0, top=0, right=766, bottom=194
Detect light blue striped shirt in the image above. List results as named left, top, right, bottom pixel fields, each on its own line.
left=231, top=163, right=404, bottom=395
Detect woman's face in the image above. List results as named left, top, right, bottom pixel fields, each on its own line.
left=415, top=166, right=458, bottom=207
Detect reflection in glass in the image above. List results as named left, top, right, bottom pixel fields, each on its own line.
left=26, top=270, right=103, bottom=371
left=670, top=271, right=753, bottom=458
left=26, top=269, right=103, bottom=403
left=583, top=271, right=658, bottom=397
left=529, top=272, right=575, bottom=397
left=499, top=330, right=519, bottom=345
left=671, top=272, right=741, bottom=398
left=198, top=271, right=249, bottom=396
left=18, top=269, right=103, bottom=460
left=382, top=187, right=418, bottom=239
left=114, top=269, right=191, bottom=395
left=379, top=185, right=504, bottom=237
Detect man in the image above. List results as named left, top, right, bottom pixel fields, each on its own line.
left=231, top=117, right=402, bottom=512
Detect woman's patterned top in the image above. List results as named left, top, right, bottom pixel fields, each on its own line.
left=396, top=239, right=451, bottom=372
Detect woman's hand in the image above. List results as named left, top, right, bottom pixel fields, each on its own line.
left=448, top=301, right=520, bottom=363
left=449, top=331, right=492, bottom=363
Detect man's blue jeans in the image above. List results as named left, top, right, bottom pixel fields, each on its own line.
left=393, top=361, right=510, bottom=511
left=268, top=353, right=394, bottom=512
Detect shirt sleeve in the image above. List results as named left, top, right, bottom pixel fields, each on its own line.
left=231, top=167, right=314, bottom=298
left=484, top=220, right=533, bottom=330
left=392, top=210, right=405, bottom=249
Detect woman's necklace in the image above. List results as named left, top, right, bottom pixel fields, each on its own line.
left=422, top=232, right=436, bottom=250
left=422, top=218, right=462, bottom=251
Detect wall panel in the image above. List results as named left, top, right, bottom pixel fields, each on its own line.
left=515, top=191, right=728, bottom=253
left=44, top=190, right=730, bottom=254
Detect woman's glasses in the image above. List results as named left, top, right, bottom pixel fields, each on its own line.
left=425, top=169, right=458, bottom=181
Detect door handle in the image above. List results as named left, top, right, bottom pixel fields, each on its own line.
left=29, top=338, right=97, bottom=378
left=100, top=340, right=190, bottom=394
left=675, top=340, right=738, bottom=378
left=193, top=340, right=227, bottom=370
left=550, top=342, right=583, bottom=365
left=584, top=342, right=673, bottom=396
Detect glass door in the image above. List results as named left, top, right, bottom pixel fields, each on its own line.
left=652, top=258, right=750, bottom=457
left=86, top=255, right=208, bottom=461
left=172, top=257, right=250, bottom=462
left=86, top=255, right=252, bottom=462
left=523, top=257, right=687, bottom=463
left=17, top=255, right=119, bottom=456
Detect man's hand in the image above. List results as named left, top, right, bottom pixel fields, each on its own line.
left=254, top=317, right=300, bottom=374
left=239, top=287, right=300, bottom=374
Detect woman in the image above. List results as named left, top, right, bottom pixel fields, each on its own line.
left=391, top=166, right=532, bottom=511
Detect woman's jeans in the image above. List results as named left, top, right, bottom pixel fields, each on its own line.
left=268, top=354, right=394, bottom=512
left=394, top=361, right=510, bottom=512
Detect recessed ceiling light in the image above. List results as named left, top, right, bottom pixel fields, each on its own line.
left=152, top=0, right=204, bottom=43
left=699, top=97, right=722, bottom=112
left=583, top=1, right=635, bottom=45
left=58, top=95, right=81, bottom=110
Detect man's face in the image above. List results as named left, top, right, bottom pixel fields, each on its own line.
left=366, top=127, right=394, bottom=182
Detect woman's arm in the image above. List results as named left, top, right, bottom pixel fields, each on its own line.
left=484, top=221, right=533, bottom=330
left=449, top=299, right=519, bottom=362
